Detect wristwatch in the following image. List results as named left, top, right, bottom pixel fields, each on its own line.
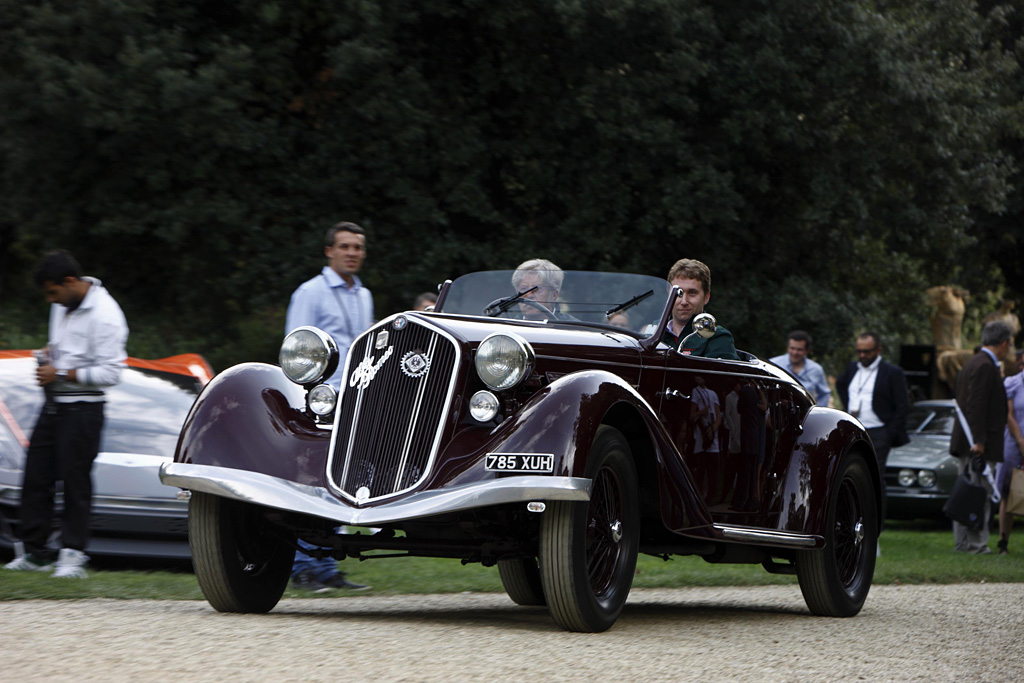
left=55, top=369, right=69, bottom=381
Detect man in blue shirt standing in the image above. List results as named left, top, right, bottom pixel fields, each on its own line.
left=285, top=221, right=374, bottom=590
left=770, top=331, right=831, bottom=406
left=286, top=222, right=374, bottom=388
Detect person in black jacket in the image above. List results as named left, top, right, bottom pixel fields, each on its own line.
left=836, top=332, right=911, bottom=519
left=949, top=321, right=1012, bottom=553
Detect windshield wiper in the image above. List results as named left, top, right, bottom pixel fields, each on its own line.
left=484, top=286, right=538, bottom=317
left=605, top=290, right=653, bottom=317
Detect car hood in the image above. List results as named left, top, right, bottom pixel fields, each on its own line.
left=888, top=436, right=950, bottom=468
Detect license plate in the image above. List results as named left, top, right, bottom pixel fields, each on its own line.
left=484, top=453, right=554, bottom=473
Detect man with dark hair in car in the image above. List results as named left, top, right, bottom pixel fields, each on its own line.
left=661, top=259, right=739, bottom=360
left=5, top=250, right=128, bottom=578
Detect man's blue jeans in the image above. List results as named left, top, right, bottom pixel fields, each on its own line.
left=292, top=539, right=339, bottom=580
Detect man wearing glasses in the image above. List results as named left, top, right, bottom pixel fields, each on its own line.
left=836, top=331, right=911, bottom=514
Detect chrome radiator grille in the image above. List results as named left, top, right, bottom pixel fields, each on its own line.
left=329, top=317, right=459, bottom=502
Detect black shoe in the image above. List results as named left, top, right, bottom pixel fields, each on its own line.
left=997, top=538, right=1009, bottom=555
left=321, top=572, right=369, bottom=591
left=291, top=569, right=331, bottom=593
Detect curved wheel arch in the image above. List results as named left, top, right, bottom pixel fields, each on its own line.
left=796, top=450, right=878, bottom=617
left=540, top=425, right=641, bottom=632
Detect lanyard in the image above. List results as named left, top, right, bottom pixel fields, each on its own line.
left=322, top=274, right=361, bottom=340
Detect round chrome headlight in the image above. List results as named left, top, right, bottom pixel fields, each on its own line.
left=308, top=383, right=338, bottom=417
left=897, top=469, right=917, bottom=487
left=469, top=390, right=500, bottom=422
left=475, top=333, right=535, bottom=391
left=280, top=327, right=339, bottom=385
left=917, top=469, right=936, bottom=488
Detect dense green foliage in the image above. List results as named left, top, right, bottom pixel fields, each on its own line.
left=1, top=0, right=1021, bottom=373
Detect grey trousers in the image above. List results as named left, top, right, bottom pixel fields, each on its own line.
left=953, top=456, right=991, bottom=553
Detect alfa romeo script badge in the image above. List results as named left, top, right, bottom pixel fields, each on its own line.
left=401, top=350, right=430, bottom=378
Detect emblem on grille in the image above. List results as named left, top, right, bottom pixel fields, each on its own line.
left=349, top=346, right=394, bottom=390
left=375, top=329, right=390, bottom=349
left=401, top=350, right=431, bottom=378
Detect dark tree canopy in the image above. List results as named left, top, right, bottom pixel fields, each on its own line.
left=1, top=0, right=1019, bottom=373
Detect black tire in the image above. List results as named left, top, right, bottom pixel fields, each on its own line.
left=189, top=491, right=294, bottom=613
left=796, top=451, right=877, bottom=617
left=540, top=425, right=639, bottom=632
left=498, top=557, right=546, bottom=606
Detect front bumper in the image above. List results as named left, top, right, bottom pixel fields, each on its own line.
left=160, top=462, right=592, bottom=525
left=885, top=487, right=949, bottom=519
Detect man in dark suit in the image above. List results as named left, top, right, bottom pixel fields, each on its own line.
left=949, top=321, right=1012, bottom=553
left=836, top=331, right=911, bottom=519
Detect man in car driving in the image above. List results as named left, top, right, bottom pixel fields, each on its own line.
left=511, top=258, right=574, bottom=320
left=661, top=259, right=739, bottom=360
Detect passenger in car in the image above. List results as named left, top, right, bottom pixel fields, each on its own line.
left=607, top=310, right=632, bottom=329
left=511, top=259, right=575, bottom=320
left=661, top=259, right=739, bottom=360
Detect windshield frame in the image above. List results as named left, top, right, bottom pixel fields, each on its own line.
left=435, top=270, right=674, bottom=339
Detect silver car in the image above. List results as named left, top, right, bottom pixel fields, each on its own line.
left=0, top=351, right=211, bottom=559
left=885, top=400, right=959, bottom=519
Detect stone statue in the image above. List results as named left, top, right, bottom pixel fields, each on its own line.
left=926, top=286, right=973, bottom=396
left=926, top=285, right=969, bottom=352
left=982, top=299, right=1019, bottom=374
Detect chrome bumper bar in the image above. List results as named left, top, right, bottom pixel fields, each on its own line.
left=160, top=462, right=591, bottom=525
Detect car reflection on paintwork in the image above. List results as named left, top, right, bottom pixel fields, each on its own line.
left=885, top=400, right=960, bottom=520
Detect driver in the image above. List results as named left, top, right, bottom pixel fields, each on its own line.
left=662, top=258, right=739, bottom=360
left=511, top=259, right=573, bottom=320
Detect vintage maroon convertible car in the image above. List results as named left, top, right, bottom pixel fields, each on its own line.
left=161, top=270, right=878, bottom=632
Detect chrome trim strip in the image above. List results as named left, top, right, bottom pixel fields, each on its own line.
left=394, top=333, right=438, bottom=490
left=537, top=355, right=643, bottom=370
left=160, top=462, right=591, bottom=525
left=338, top=338, right=372, bottom=488
left=714, top=523, right=820, bottom=548
left=327, top=315, right=464, bottom=504
left=0, top=488, right=188, bottom=512
left=665, top=366, right=777, bottom=381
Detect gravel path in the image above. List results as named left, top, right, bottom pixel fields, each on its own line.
left=2, top=584, right=1022, bottom=682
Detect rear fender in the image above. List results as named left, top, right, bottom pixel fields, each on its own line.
left=173, top=363, right=329, bottom=487
left=776, top=407, right=880, bottom=536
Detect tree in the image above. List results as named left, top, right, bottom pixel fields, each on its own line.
left=0, top=0, right=1017, bottom=373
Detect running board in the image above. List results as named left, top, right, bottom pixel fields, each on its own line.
left=713, top=523, right=821, bottom=548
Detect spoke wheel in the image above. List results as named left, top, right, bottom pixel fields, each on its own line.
left=796, top=451, right=877, bottom=617
left=540, top=426, right=639, bottom=632
left=189, top=491, right=294, bottom=613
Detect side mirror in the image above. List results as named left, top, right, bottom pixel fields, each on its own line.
left=691, top=313, right=717, bottom=339
left=677, top=313, right=718, bottom=355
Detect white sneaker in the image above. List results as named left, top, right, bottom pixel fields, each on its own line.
left=4, top=553, right=54, bottom=572
left=51, top=548, right=89, bottom=579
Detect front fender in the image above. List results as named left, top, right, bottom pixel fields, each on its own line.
left=173, top=362, right=330, bottom=488
left=775, top=407, right=879, bottom=536
left=437, top=370, right=711, bottom=531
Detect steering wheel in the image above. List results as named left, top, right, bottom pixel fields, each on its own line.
left=483, top=297, right=558, bottom=321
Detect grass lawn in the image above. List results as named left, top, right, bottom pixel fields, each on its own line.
left=1, top=525, right=1020, bottom=601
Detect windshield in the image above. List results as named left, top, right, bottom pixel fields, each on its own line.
left=439, top=270, right=672, bottom=337
left=906, top=403, right=956, bottom=436
left=0, top=358, right=200, bottom=458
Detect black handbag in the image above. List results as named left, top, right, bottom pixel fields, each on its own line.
left=943, top=471, right=988, bottom=531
